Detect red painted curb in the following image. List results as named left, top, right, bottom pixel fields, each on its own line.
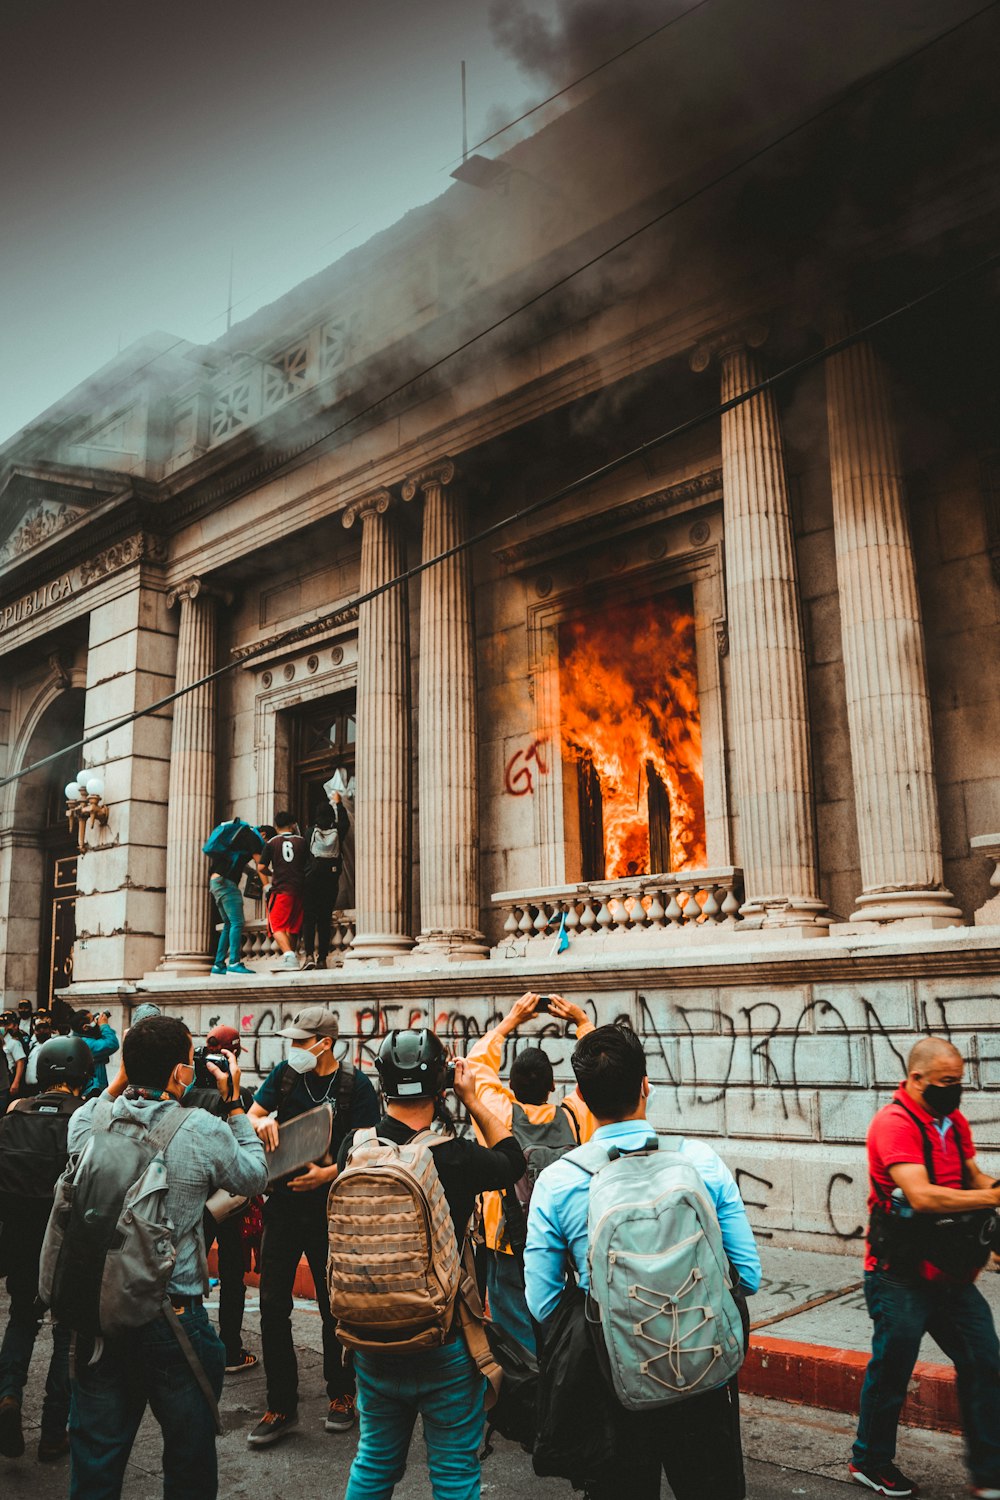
left=743, top=1335, right=960, bottom=1435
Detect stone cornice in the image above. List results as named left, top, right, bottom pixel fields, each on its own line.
left=230, top=603, right=360, bottom=667
left=494, top=468, right=723, bottom=570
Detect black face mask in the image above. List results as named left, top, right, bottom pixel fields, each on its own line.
left=922, top=1082, right=962, bottom=1118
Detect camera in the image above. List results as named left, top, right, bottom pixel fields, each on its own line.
left=444, top=1063, right=457, bottom=1090
left=193, top=1047, right=233, bottom=1095
left=535, top=995, right=552, bottom=1013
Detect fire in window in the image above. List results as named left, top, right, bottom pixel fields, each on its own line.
left=559, top=588, right=706, bottom=880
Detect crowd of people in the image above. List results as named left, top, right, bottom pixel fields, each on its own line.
left=0, top=981, right=998, bottom=1500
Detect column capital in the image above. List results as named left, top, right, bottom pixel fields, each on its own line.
left=690, top=320, right=768, bottom=374
left=342, top=487, right=394, bottom=530
left=166, top=576, right=232, bottom=610
left=401, top=458, right=456, bottom=502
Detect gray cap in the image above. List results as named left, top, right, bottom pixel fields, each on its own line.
left=131, top=1002, right=162, bottom=1025
left=278, top=1006, right=339, bottom=1041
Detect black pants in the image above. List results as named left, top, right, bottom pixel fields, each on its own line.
left=0, top=1212, right=71, bottom=1438
left=259, top=1192, right=352, bottom=1413
left=302, top=863, right=341, bottom=963
left=585, top=1379, right=746, bottom=1500
left=202, top=1210, right=247, bottom=1365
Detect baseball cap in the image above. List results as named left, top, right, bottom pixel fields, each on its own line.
left=278, top=1006, right=339, bottom=1041
left=206, top=1024, right=241, bottom=1053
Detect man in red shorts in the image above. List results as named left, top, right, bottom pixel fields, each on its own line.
left=261, top=811, right=308, bottom=971
left=850, top=1036, right=1000, bottom=1499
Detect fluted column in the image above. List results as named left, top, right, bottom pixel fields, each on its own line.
left=402, top=460, right=487, bottom=958
left=160, top=578, right=223, bottom=973
left=343, top=490, right=414, bottom=960
left=825, top=325, right=960, bottom=926
left=694, top=333, right=827, bottom=931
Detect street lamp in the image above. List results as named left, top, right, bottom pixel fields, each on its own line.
left=64, top=770, right=109, bottom=851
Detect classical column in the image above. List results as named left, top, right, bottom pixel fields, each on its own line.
left=825, top=324, right=960, bottom=926
left=693, top=333, right=827, bottom=932
left=402, top=460, right=487, bottom=957
left=343, top=489, right=414, bottom=961
left=160, top=578, right=223, bottom=973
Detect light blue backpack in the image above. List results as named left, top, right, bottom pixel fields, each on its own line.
left=568, top=1134, right=745, bottom=1410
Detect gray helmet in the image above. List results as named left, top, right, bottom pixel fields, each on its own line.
left=35, top=1035, right=95, bottom=1090
left=375, top=1029, right=448, bottom=1100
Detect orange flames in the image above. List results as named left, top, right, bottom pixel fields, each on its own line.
left=559, top=591, right=706, bottom=878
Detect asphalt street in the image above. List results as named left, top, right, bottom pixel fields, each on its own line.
left=0, top=1292, right=974, bottom=1499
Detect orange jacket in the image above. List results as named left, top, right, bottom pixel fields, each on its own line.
left=464, top=1020, right=597, bottom=1253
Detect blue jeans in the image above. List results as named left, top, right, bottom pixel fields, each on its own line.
left=486, top=1249, right=536, bottom=1354
left=854, top=1270, right=1000, bottom=1486
left=210, top=876, right=244, bottom=967
left=346, top=1337, right=487, bottom=1500
left=0, top=1215, right=71, bottom=1439
left=69, top=1306, right=225, bottom=1500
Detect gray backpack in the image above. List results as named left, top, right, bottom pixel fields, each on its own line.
left=39, top=1099, right=190, bottom=1338
left=569, top=1134, right=745, bottom=1411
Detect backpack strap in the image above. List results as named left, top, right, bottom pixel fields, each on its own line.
left=559, top=1100, right=582, bottom=1144
left=455, top=1239, right=503, bottom=1411
left=335, top=1059, right=355, bottom=1117
left=161, top=1303, right=223, bottom=1435
left=90, top=1097, right=116, bottom=1135
left=146, top=1105, right=192, bottom=1155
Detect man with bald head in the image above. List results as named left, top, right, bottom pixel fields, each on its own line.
left=850, top=1037, right=1000, bottom=1499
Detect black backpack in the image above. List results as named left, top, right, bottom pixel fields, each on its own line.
left=0, top=1091, right=84, bottom=1213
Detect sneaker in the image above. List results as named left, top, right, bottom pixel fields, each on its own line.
left=849, top=1460, right=919, bottom=1496
left=37, top=1434, right=70, bottom=1463
left=227, top=963, right=256, bottom=976
left=324, top=1396, right=356, bottom=1433
left=225, top=1349, right=258, bottom=1374
left=280, top=952, right=300, bottom=970
left=247, top=1411, right=298, bottom=1447
left=0, top=1397, right=24, bottom=1459
left=301, top=959, right=317, bottom=971
left=210, top=964, right=227, bottom=975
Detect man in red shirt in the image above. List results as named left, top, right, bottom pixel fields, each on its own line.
left=260, top=812, right=308, bottom=972
left=850, top=1037, right=1000, bottom=1499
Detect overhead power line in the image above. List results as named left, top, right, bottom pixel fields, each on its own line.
left=2, top=244, right=997, bottom=795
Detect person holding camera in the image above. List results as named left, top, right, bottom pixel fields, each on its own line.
left=68, top=1008, right=119, bottom=1097
left=246, top=1006, right=380, bottom=1447
left=65, top=1015, right=267, bottom=1499
left=334, top=1029, right=526, bottom=1500
left=463, top=991, right=596, bottom=1352
left=182, top=1026, right=260, bottom=1375
left=850, top=1036, right=1000, bottom=1499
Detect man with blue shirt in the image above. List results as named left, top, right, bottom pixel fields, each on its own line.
left=69, top=1009, right=119, bottom=1097
left=525, top=1021, right=761, bottom=1500
left=246, top=1006, right=380, bottom=1448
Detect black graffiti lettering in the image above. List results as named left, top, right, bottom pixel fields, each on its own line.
left=735, top=1168, right=774, bottom=1239
left=825, top=1172, right=864, bottom=1241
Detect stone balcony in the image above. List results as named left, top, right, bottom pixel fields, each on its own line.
left=491, top=867, right=745, bottom=960
left=229, top=911, right=357, bottom=970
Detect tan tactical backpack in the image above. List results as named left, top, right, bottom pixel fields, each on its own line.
left=327, top=1127, right=461, bottom=1353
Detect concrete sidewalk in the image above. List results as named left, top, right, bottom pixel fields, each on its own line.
left=742, top=1246, right=1000, bottom=1434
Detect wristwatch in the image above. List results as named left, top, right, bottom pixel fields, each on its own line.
left=220, top=1101, right=245, bottom=1119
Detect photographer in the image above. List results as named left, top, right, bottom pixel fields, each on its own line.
left=851, top=1037, right=1000, bottom=1499
left=182, top=1026, right=260, bottom=1374
left=68, top=1008, right=119, bottom=1097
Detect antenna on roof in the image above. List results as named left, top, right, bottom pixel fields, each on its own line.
left=461, top=59, right=468, bottom=163
left=451, top=60, right=510, bottom=190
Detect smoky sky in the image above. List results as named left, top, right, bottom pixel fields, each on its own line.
left=0, top=0, right=989, bottom=448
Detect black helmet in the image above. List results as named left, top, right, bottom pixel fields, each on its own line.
left=375, top=1029, right=448, bottom=1100
left=35, top=1036, right=95, bottom=1091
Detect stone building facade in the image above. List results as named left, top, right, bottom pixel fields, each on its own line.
left=1, top=19, right=998, bottom=1248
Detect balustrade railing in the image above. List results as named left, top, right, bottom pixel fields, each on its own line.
left=491, top=870, right=744, bottom=958
left=219, top=912, right=358, bottom=969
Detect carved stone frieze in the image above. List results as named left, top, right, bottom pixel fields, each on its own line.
left=77, top=532, right=167, bottom=587
left=230, top=603, right=360, bottom=664
left=494, top=468, right=722, bottom=570
left=0, top=500, right=87, bottom=565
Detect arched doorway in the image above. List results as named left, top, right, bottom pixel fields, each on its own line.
left=6, top=688, right=84, bottom=1008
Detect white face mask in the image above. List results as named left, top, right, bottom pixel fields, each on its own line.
left=287, top=1042, right=320, bottom=1075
